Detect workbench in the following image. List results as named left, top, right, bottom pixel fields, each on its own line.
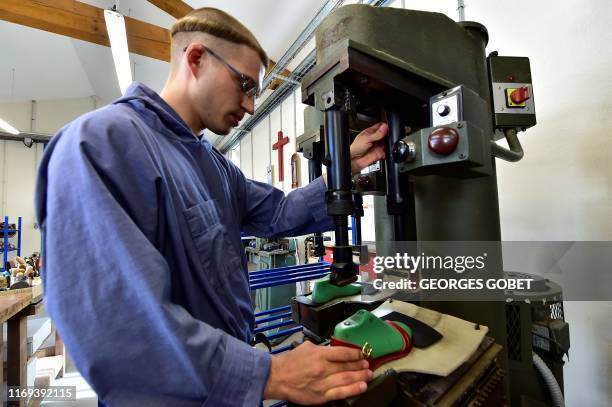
left=0, top=285, right=64, bottom=407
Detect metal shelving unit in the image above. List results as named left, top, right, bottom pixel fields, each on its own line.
left=1, top=216, right=22, bottom=273
left=250, top=262, right=330, bottom=349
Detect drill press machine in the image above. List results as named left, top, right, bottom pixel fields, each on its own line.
left=294, top=4, right=565, bottom=406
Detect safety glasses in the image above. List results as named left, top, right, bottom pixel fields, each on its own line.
left=184, top=44, right=261, bottom=98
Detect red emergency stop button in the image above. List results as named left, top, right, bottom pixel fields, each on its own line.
left=428, top=127, right=459, bottom=155
left=510, top=86, right=530, bottom=104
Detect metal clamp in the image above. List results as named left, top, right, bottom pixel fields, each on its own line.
left=362, top=342, right=373, bottom=358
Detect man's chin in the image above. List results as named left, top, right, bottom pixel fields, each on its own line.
left=208, top=126, right=231, bottom=136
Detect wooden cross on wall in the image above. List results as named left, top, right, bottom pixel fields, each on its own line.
left=272, top=131, right=289, bottom=182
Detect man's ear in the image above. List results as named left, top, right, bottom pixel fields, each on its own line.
left=186, top=45, right=206, bottom=78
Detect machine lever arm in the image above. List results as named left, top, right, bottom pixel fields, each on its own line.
left=491, top=128, right=524, bottom=162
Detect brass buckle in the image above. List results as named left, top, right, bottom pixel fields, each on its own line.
left=361, top=342, right=373, bottom=358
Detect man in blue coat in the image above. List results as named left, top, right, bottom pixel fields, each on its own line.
left=35, top=7, right=388, bottom=406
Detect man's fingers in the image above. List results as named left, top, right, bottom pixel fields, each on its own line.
left=366, top=144, right=386, bottom=161
left=324, top=381, right=368, bottom=401
left=354, top=146, right=386, bottom=167
left=361, top=122, right=388, bottom=140
left=325, top=359, right=370, bottom=376
left=371, top=122, right=388, bottom=140
left=321, top=369, right=373, bottom=392
left=361, top=122, right=382, bottom=133
left=322, top=345, right=364, bottom=362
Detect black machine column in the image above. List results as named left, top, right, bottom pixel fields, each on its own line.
left=296, top=107, right=328, bottom=260
left=308, top=153, right=325, bottom=257
left=352, top=193, right=363, bottom=246
left=324, top=106, right=358, bottom=286
left=308, top=159, right=322, bottom=182
left=384, top=108, right=417, bottom=242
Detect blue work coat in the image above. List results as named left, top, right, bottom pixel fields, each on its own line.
left=35, top=82, right=333, bottom=406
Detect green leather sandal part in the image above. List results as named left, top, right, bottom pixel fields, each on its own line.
left=332, top=309, right=410, bottom=359
left=311, top=275, right=362, bottom=304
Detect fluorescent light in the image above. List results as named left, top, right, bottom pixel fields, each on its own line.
left=104, top=8, right=132, bottom=95
left=0, top=117, right=19, bottom=135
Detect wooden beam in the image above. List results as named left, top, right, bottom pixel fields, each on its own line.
left=146, top=0, right=193, bottom=19
left=266, top=62, right=294, bottom=91
left=0, top=0, right=170, bottom=62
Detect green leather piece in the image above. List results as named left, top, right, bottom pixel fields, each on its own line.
left=333, top=309, right=410, bottom=359
left=311, top=275, right=361, bottom=304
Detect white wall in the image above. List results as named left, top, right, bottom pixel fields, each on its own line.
left=294, top=89, right=311, bottom=188
left=228, top=143, right=241, bottom=168
left=280, top=92, right=298, bottom=191
left=251, top=116, right=271, bottom=183
left=466, top=0, right=612, bottom=241
left=464, top=1, right=612, bottom=405
left=269, top=107, right=281, bottom=187
left=240, top=91, right=312, bottom=190
left=249, top=92, right=317, bottom=186
left=0, top=97, right=101, bottom=257
left=0, top=139, right=43, bottom=257
left=240, top=132, right=254, bottom=179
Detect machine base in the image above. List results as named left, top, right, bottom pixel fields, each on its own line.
left=288, top=337, right=506, bottom=407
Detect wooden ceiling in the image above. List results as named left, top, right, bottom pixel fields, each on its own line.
left=0, top=0, right=290, bottom=88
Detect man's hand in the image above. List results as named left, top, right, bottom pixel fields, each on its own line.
left=263, top=341, right=372, bottom=404
left=350, top=122, right=389, bottom=175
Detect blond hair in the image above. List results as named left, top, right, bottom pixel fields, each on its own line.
left=171, top=8, right=268, bottom=67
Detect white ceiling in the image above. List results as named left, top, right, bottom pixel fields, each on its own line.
left=0, top=0, right=328, bottom=104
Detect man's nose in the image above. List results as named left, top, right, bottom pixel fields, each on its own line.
left=241, top=93, right=255, bottom=115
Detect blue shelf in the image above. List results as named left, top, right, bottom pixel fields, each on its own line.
left=1, top=216, right=22, bottom=274
left=250, top=262, right=329, bottom=363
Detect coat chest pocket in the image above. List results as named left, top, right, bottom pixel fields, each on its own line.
left=183, top=200, right=233, bottom=287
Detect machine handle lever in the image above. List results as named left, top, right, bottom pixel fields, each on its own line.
left=491, top=128, right=524, bottom=162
